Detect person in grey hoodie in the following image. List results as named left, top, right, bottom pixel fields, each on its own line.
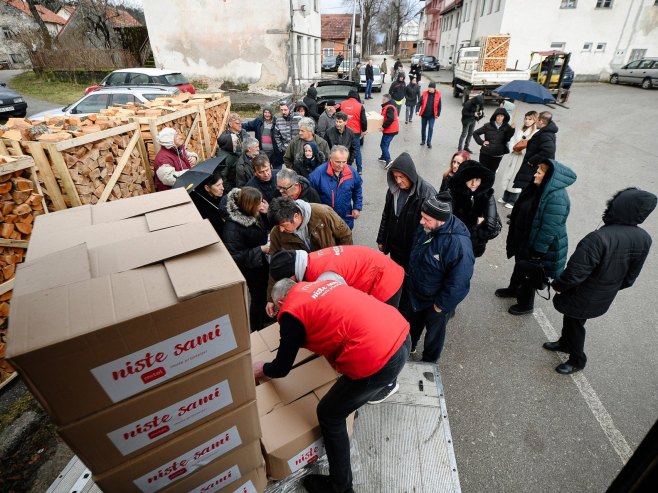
left=404, top=76, right=421, bottom=124
left=377, top=152, right=437, bottom=268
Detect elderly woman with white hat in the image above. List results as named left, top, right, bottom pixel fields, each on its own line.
left=153, top=127, right=199, bottom=191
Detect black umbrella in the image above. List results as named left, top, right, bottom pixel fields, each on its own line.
left=173, top=155, right=227, bottom=191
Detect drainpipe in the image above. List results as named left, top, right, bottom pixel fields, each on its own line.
left=469, top=0, right=480, bottom=45
left=349, top=0, right=356, bottom=80
left=289, top=0, right=296, bottom=94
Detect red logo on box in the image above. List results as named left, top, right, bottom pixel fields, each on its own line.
left=168, top=468, right=188, bottom=481
left=148, top=425, right=171, bottom=440
left=141, top=367, right=166, bottom=384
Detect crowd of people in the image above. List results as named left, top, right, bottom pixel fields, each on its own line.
left=152, top=79, right=655, bottom=493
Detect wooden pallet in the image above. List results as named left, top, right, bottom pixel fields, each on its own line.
left=479, top=34, right=510, bottom=72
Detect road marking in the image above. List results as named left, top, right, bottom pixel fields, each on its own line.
left=534, top=308, right=633, bottom=464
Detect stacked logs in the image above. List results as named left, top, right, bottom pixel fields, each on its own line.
left=478, top=34, right=511, bottom=72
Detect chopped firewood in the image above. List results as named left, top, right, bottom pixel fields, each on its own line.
left=12, top=203, right=31, bottom=215
left=2, top=129, right=23, bottom=141
left=15, top=222, right=32, bottom=235
left=0, top=183, right=11, bottom=194
left=37, top=132, right=73, bottom=142
left=12, top=177, right=35, bottom=192
left=11, top=190, right=30, bottom=204
left=0, top=223, right=14, bottom=238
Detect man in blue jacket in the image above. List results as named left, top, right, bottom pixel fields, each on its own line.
left=401, top=191, right=475, bottom=363
left=309, top=145, right=363, bottom=229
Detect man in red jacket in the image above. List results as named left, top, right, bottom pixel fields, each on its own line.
left=340, top=90, right=367, bottom=174
left=417, top=81, right=442, bottom=149
left=253, top=279, right=410, bottom=493
left=379, top=93, right=399, bottom=169
left=269, top=245, right=405, bottom=306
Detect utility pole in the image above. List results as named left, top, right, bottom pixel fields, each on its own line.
left=349, top=0, right=357, bottom=81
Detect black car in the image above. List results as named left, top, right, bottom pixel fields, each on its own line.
left=0, top=82, right=27, bottom=119
left=422, top=56, right=440, bottom=71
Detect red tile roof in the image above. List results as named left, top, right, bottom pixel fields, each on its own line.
left=107, top=8, right=142, bottom=28
left=2, top=0, right=66, bottom=25
left=321, top=14, right=359, bottom=40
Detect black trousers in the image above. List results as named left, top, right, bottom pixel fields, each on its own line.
left=509, top=260, right=536, bottom=309
left=559, top=315, right=587, bottom=368
left=317, top=335, right=411, bottom=492
left=479, top=153, right=504, bottom=173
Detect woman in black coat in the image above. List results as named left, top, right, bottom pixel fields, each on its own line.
left=473, top=107, right=515, bottom=173
left=222, top=187, right=271, bottom=331
left=190, top=169, right=226, bottom=239
left=546, top=188, right=656, bottom=374
left=448, top=160, right=500, bottom=257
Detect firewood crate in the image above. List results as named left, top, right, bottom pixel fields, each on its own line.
left=478, top=34, right=511, bottom=72
left=0, top=154, right=49, bottom=388
left=0, top=122, right=153, bottom=211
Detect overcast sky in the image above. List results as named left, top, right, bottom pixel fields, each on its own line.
left=122, top=0, right=355, bottom=13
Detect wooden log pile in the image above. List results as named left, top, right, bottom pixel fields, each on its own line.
left=478, top=34, right=511, bottom=72
left=0, top=154, right=48, bottom=387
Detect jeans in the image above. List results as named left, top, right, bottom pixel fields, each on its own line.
left=405, top=104, right=415, bottom=122
left=559, top=316, right=587, bottom=368
left=421, top=117, right=435, bottom=145
left=402, top=304, right=452, bottom=363
left=459, top=119, right=476, bottom=150
left=354, top=133, right=362, bottom=172
left=318, top=335, right=411, bottom=492
left=365, top=79, right=373, bottom=98
left=380, top=133, right=395, bottom=164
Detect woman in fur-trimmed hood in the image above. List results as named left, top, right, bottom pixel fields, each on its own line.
left=222, top=187, right=271, bottom=331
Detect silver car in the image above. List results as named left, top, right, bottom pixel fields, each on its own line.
left=359, top=66, right=384, bottom=92
left=29, top=86, right=180, bottom=121
left=610, top=58, right=658, bottom=89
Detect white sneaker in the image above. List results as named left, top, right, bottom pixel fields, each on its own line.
left=504, top=203, right=514, bottom=209
left=497, top=197, right=506, bottom=204
left=368, top=383, right=400, bottom=404
left=384, top=162, right=392, bottom=170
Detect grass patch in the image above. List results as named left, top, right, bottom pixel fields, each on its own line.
left=8, top=71, right=92, bottom=106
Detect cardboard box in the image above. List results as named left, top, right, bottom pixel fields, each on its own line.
left=7, top=189, right=251, bottom=424
left=59, top=352, right=256, bottom=473
left=154, top=441, right=267, bottom=493
left=93, top=404, right=262, bottom=493
left=256, top=323, right=281, bottom=351
left=366, top=110, right=384, bottom=132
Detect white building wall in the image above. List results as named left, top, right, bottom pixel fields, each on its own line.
left=142, top=0, right=321, bottom=92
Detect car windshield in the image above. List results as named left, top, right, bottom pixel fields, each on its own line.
left=163, top=73, right=189, bottom=85
left=315, top=84, right=356, bottom=99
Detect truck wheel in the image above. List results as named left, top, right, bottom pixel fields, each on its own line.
left=453, top=86, right=461, bottom=98
left=641, top=77, right=652, bottom=89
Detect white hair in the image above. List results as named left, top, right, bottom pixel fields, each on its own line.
left=272, top=278, right=297, bottom=305
left=298, top=117, right=315, bottom=133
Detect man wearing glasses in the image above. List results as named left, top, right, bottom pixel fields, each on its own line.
left=276, top=167, right=320, bottom=204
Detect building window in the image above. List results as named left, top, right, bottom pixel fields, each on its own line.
left=560, top=0, right=577, bottom=8
left=629, top=48, right=646, bottom=61
left=595, top=42, right=606, bottom=51
left=595, top=0, right=613, bottom=8
left=551, top=42, right=566, bottom=51
left=2, top=26, right=12, bottom=39
left=323, top=47, right=334, bottom=57
left=10, top=53, right=24, bottom=63
left=582, top=42, right=592, bottom=51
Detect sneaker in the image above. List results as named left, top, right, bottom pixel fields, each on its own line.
left=504, top=203, right=514, bottom=209
left=377, top=157, right=386, bottom=163
left=384, top=162, right=392, bottom=170
left=368, top=383, right=400, bottom=404
left=404, top=120, right=408, bottom=124
left=358, top=171, right=363, bottom=176
left=508, top=304, right=534, bottom=315
left=497, top=197, right=506, bottom=204
left=420, top=142, right=425, bottom=146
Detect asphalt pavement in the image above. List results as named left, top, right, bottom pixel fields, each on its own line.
left=351, top=74, right=657, bottom=492
left=0, top=69, right=61, bottom=118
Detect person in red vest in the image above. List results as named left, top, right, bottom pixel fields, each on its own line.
left=153, top=127, right=198, bottom=191
left=269, top=244, right=405, bottom=307
left=253, top=279, right=410, bottom=493
left=339, top=90, right=368, bottom=174
left=379, top=93, right=399, bottom=169
left=418, top=81, right=442, bottom=149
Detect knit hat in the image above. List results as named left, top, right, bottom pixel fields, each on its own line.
left=326, top=99, right=336, bottom=107
left=156, top=127, right=177, bottom=149
left=422, top=191, right=452, bottom=221
left=428, top=82, right=436, bottom=89
left=270, top=250, right=297, bottom=280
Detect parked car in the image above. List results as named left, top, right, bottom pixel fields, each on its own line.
left=421, top=55, right=440, bottom=71
left=322, top=54, right=343, bottom=72
left=411, top=53, right=424, bottom=65
left=314, top=79, right=360, bottom=109
left=610, top=58, right=658, bottom=89
left=0, top=82, right=27, bottom=118
left=359, top=66, right=384, bottom=92
left=337, top=58, right=361, bottom=79
left=29, top=86, right=180, bottom=121
left=85, top=68, right=195, bottom=95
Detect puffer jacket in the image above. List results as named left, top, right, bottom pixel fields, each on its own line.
left=552, top=188, right=656, bottom=319
left=376, top=152, right=436, bottom=268
left=405, top=215, right=475, bottom=312
left=404, top=82, right=421, bottom=107
left=514, top=120, right=558, bottom=190
left=309, top=162, right=363, bottom=229
left=389, top=76, right=407, bottom=102
left=507, top=159, right=577, bottom=278
left=242, top=107, right=282, bottom=166
left=273, top=112, right=299, bottom=153
left=473, top=107, right=515, bottom=157
left=448, top=160, right=499, bottom=257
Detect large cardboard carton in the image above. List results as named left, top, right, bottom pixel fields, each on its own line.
left=58, top=352, right=256, bottom=473
left=151, top=444, right=264, bottom=493
left=366, top=110, right=384, bottom=132
left=7, top=189, right=251, bottom=425
left=93, top=406, right=262, bottom=493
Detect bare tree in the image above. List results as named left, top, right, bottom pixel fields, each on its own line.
left=76, top=0, right=126, bottom=49
left=343, top=0, right=386, bottom=56
left=374, top=0, right=419, bottom=56
left=25, top=0, right=53, bottom=49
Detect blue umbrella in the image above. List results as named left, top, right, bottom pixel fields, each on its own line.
left=495, top=80, right=556, bottom=104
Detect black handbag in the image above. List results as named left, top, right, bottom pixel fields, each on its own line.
left=516, top=259, right=551, bottom=299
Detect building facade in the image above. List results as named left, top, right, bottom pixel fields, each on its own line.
left=142, top=0, right=321, bottom=94
left=399, top=19, right=420, bottom=57
left=428, top=0, right=658, bottom=79
left=321, top=14, right=360, bottom=60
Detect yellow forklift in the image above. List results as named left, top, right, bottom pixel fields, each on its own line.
left=529, top=51, right=573, bottom=103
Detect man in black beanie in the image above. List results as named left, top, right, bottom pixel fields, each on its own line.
left=400, top=191, right=475, bottom=362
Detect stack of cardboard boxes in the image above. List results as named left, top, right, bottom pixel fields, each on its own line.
left=251, top=324, right=355, bottom=480
left=6, top=189, right=266, bottom=493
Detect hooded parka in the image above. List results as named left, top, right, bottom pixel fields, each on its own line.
left=473, top=107, right=515, bottom=157
left=552, top=188, right=656, bottom=319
